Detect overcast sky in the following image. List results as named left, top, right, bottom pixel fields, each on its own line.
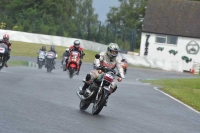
left=92, top=0, right=120, bottom=22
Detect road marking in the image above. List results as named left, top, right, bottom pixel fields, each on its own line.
left=154, top=87, right=200, bottom=115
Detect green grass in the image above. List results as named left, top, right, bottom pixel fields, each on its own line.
left=7, top=60, right=27, bottom=66
left=11, top=41, right=98, bottom=62
left=142, top=78, right=200, bottom=111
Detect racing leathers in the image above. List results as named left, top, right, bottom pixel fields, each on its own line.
left=67, top=46, right=85, bottom=73
left=0, top=39, right=11, bottom=63
left=61, top=50, right=70, bottom=66
left=45, top=50, right=57, bottom=69
left=37, top=49, right=46, bottom=64
left=80, top=52, right=125, bottom=95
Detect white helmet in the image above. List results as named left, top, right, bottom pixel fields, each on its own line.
left=107, top=43, right=120, bottom=58
left=66, top=48, right=69, bottom=52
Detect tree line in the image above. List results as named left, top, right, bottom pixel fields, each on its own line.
left=1, top=0, right=198, bottom=51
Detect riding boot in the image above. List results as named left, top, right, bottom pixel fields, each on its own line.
left=79, top=74, right=91, bottom=95
left=79, top=83, right=89, bottom=95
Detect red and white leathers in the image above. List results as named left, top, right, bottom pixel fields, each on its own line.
left=91, top=52, right=125, bottom=90
left=68, top=45, right=84, bottom=70
left=69, top=46, right=84, bottom=58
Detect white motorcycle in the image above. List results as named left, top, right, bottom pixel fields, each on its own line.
left=38, top=51, right=46, bottom=69
left=0, top=43, right=8, bottom=70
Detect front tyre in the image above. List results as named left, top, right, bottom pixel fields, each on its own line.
left=38, top=61, right=43, bottom=69
left=92, top=89, right=109, bottom=115
left=69, top=67, right=74, bottom=78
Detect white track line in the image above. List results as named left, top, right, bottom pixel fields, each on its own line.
left=154, top=87, right=200, bottom=115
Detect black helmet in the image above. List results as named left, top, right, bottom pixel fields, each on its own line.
left=121, top=59, right=126, bottom=62
left=41, top=46, right=46, bottom=51
left=74, top=40, right=80, bottom=49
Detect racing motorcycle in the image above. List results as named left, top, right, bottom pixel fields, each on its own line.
left=121, top=60, right=128, bottom=75
left=0, top=43, right=8, bottom=70
left=38, top=51, right=46, bottom=69
left=61, top=56, right=68, bottom=71
left=66, top=51, right=81, bottom=78
left=46, top=51, right=56, bottom=73
left=76, top=55, right=122, bottom=115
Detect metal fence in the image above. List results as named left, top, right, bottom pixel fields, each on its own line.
left=76, top=21, right=137, bottom=52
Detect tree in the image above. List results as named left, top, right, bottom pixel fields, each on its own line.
left=0, top=0, right=101, bottom=42
left=106, top=0, right=148, bottom=50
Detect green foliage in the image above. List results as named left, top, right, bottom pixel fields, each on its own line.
left=0, top=0, right=98, bottom=38
left=0, top=0, right=147, bottom=52
left=106, top=0, right=148, bottom=49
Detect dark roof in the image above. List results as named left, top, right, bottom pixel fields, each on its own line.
left=142, top=0, right=200, bottom=38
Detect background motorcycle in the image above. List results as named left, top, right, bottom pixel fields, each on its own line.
left=76, top=55, right=122, bottom=115
left=46, top=51, right=56, bottom=73
left=38, top=51, right=46, bottom=69
left=121, top=61, right=128, bottom=75
left=0, top=43, right=8, bottom=70
left=66, top=51, right=81, bottom=78
left=61, top=56, right=68, bottom=71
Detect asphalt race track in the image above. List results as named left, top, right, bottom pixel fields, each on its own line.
left=0, top=57, right=200, bottom=133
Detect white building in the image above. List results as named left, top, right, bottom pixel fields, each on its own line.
left=140, top=0, right=200, bottom=72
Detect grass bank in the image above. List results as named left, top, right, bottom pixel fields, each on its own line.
left=8, top=60, right=27, bottom=66
left=11, top=41, right=98, bottom=62
left=142, top=78, right=200, bottom=112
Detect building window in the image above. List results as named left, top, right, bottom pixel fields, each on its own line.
left=155, top=34, right=178, bottom=45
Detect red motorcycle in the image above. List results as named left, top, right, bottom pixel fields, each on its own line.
left=66, top=51, right=81, bottom=78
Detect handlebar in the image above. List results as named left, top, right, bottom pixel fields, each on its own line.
left=97, top=66, right=117, bottom=75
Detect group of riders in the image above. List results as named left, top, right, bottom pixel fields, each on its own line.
left=1, top=33, right=128, bottom=96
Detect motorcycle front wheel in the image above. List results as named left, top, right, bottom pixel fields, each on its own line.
left=69, top=67, right=74, bottom=78
left=0, top=55, right=6, bottom=70
left=38, top=61, right=43, bottom=69
left=92, top=89, right=109, bottom=115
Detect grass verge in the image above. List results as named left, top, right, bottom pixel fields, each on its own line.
left=11, top=41, right=98, bottom=62
left=142, top=78, right=200, bottom=112
left=8, top=60, right=27, bottom=66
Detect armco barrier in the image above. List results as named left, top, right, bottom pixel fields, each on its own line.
left=0, top=29, right=183, bottom=72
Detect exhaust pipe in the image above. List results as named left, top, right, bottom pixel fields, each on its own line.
left=76, top=87, right=94, bottom=101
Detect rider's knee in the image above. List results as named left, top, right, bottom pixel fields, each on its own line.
left=86, top=74, right=91, bottom=81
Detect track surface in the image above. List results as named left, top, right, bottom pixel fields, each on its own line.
left=0, top=57, right=200, bottom=133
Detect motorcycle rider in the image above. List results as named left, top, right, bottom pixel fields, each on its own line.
left=121, top=58, right=128, bottom=74
left=121, top=58, right=127, bottom=63
left=67, top=40, right=85, bottom=75
left=79, top=43, right=125, bottom=96
left=45, top=46, right=57, bottom=69
left=0, top=34, right=12, bottom=67
left=37, top=46, right=46, bottom=64
left=61, top=48, right=70, bottom=67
